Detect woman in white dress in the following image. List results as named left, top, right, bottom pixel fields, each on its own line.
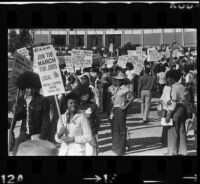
left=55, top=93, right=96, bottom=156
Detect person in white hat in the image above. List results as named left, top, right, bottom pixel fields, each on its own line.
left=110, top=72, right=134, bottom=155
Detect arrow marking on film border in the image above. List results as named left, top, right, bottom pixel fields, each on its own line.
left=83, top=175, right=102, bottom=183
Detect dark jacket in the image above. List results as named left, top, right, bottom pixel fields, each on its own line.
left=14, top=94, right=51, bottom=139
left=138, top=74, right=156, bottom=93
left=77, top=101, right=101, bottom=135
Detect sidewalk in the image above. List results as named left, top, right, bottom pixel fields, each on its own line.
left=11, top=97, right=196, bottom=156
left=98, top=97, right=196, bottom=156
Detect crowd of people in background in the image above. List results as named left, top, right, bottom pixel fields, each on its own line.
left=8, top=46, right=197, bottom=156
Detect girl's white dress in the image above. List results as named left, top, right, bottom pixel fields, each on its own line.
left=55, top=111, right=96, bottom=156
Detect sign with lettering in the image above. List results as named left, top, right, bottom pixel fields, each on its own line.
left=71, top=49, right=85, bottom=71
left=64, top=56, right=74, bottom=73
left=33, top=45, right=65, bottom=96
left=172, top=49, right=183, bottom=58
left=147, top=48, right=159, bottom=62
left=158, top=51, right=171, bottom=60
left=71, top=49, right=93, bottom=70
left=127, top=50, right=137, bottom=56
left=83, top=50, right=93, bottom=68
left=118, top=55, right=128, bottom=68
left=10, top=52, right=32, bottom=86
left=132, top=59, right=144, bottom=75
left=17, top=47, right=30, bottom=60
left=8, top=52, right=32, bottom=103
left=106, top=58, right=115, bottom=68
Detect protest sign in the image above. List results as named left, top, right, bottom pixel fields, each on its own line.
left=33, top=45, right=65, bottom=96
left=10, top=52, right=33, bottom=86
left=17, top=47, right=30, bottom=60
left=83, top=50, right=93, bottom=68
left=191, top=50, right=197, bottom=56
left=158, top=51, right=171, bottom=60
left=8, top=52, right=32, bottom=104
left=172, top=49, right=183, bottom=58
left=64, top=56, right=74, bottom=73
left=147, top=48, right=159, bottom=62
left=132, top=59, right=144, bottom=75
left=127, top=50, right=137, bottom=56
left=118, top=55, right=128, bottom=68
left=106, top=58, right=115, bottom=68
left=71, top=49, right=85, bottom=70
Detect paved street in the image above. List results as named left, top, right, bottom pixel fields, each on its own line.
left=98, top=97, right=197, bottom=156
left=12, top=97, right=196, bottom=156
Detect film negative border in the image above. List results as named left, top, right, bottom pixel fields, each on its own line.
left=0, top=2, right=199, bottom=184
left=1, top=3, right=199, bottom=28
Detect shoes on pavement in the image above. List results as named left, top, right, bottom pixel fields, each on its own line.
left=126, top=146, right=132, bottom=151
left=163, top=152, right=169, bottom=155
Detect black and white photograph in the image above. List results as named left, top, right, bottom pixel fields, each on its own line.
left=8, top=28, right=197, bottom=156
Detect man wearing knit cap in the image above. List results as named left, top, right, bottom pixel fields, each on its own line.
left=10, top=71, right=51, bottom=156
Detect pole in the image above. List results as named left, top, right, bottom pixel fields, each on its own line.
left=54, top=95, right=64, bottom=127
left=8, top=89, right=20, bottom=156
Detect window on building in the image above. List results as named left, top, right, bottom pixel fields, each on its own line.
left=51, top=35, right=66, bottom=46
left=87, top=35, right=103, bottom=49
left=105, top=35, right=121, bottom=49
left=69, top=35, right=84, bottom=48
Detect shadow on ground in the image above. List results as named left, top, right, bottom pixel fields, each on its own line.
left=99, top=134, right=197, bottom=156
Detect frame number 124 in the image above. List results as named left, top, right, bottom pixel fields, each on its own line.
left=1, top=174, right=23, bottom=183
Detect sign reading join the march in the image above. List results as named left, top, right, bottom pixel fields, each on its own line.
left=33, top=45, right=65, bottom=97
left=17, top=47, right=30, bottom=60
left=64, top=56, right=74, bottom=73
left=118, top=55, right=128, bottom=68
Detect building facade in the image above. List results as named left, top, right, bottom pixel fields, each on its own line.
left=9, top=29, right=197, bottom=49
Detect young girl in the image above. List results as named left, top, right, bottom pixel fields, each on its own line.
left=55, top=93, right=96, bottom=156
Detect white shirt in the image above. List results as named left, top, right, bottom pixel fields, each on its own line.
left=126, top=70, right=135, bottom=81
left=160, top=86, right=173, bottom=111
left=25, top=96, right=32, bottom=134
left=157, top=72, right=166, bottom=85
left=185, top=73, right=193, bottom=83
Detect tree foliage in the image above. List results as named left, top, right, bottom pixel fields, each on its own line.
left=8, top=29, right=32, bottom=54
left=8, top=30, right=19, bottom=54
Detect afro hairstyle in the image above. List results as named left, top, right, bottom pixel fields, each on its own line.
left=126, top=62, right=133, bottom=70
left=123, top=78, right=131, bottom=85
left=60, top=92, right=79, bottom=114
left=73, top=84, right=94, bottom=101
left=16, top=71, right=42, bottom=90
left=165, top=70, right=181, bottom=82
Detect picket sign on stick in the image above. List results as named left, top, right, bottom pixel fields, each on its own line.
left=8, top=89, right=20, bottom=155
left=33, top=45, right=65, bottom=127
left=54, top=95, right=64, bottom=127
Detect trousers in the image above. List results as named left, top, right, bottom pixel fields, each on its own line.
left=141, top=90, right=152, bottom=121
